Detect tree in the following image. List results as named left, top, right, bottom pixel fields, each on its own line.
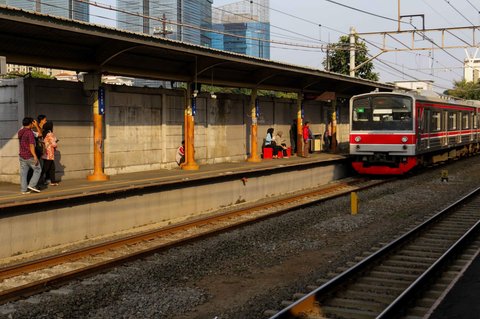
left=323, top=35, right=379, bottom=81
left=5, top=70, right=54, bottom=79
left=444, top=80, right=480, bottom=100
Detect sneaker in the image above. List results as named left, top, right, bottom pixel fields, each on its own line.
left=27, top=186, right=41, bottom=193
left=21, top=191, right=31, bottom=195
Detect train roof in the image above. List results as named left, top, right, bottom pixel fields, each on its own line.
left=351, top=90, right=480, bottom=108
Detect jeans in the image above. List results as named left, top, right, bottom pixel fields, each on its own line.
left=19, top=157, right=41, bottom=192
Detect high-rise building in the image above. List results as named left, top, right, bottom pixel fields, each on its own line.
left=212, top=0, right=270, bottom=59
left=1, top=0, right=89, bottom=22
left=116, top=0, right=212, bottom=47
left=2, top=0, right=88, bottom=77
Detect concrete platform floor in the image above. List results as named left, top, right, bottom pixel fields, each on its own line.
left=0, top=152, right=348, bottom=210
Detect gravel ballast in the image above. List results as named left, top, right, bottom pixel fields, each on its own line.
left=2, top=156, right=480, bottom=319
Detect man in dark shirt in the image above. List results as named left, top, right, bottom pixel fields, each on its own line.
left=18, top=117, right=41, bottom=194
left=289, top=119, right=297, bottom=154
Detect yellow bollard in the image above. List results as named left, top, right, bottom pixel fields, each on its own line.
left=351, top=191, right=358, bottom=215
left=441, top=169, right=448, bottom=182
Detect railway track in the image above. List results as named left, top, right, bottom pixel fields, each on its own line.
left=268, top=186, right=480, bottom=319
left=0, top=177, right=383, bottom=305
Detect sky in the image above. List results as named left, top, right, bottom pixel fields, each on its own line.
left=91, top=0, right=480, bottom=92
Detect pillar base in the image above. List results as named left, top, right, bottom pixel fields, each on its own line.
left=182, top=163, right=199, bottom=170
left=247, top=156, right=261, bottom=163
left=87, top=173, right=110, bottom=181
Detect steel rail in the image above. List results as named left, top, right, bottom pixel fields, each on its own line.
left=378, top=219, right=480, bottom=318
left=0, top=177, right=385, bottom=304
left=269, top=186, right=480, bottom=319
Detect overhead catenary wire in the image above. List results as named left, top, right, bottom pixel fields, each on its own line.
left=80, top=0, right=333, bottom=50
left=420, top=0, right=474, bottom=45
left=9, top=0, right=474, bottom=87
left=251, top=0, right=471, bottom=85
left=212, top=5, right=329, bottom=45
left=465, top=0, right=479, bottom=11
left=443, top=0, right=476, bottom=26
left=249, top=0, right=454, bottom=83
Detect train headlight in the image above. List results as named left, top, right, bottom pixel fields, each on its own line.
left=401, top=136, right=408, bottom=143
left=354, top=136, right=361, bottom=143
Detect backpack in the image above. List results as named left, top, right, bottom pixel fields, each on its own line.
left=35, top=137, right=45, bottom=157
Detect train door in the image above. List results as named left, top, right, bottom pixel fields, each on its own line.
left=474, top=111, right=479, bottom=142
left=424, top=109, right=431, bottom=149
left=465, top=112, right=472, bottom=142
left=417, top=106, right=426, bottom=151
left=457, top=111, right=462, bottom=144
left=443, top=111, right=449, bottom=146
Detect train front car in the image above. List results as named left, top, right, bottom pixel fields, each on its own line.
left=349, top=92, right=416, bottom=175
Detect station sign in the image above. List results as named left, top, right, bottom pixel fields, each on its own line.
left=98, top=87, right=105, bottom=115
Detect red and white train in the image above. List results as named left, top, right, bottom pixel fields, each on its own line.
left=349, top=91, right=480, bottom=175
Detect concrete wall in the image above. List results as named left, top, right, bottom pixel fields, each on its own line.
left=0, top=78, right=24, bottom=183
left=0, top=78, right=346, bottom=183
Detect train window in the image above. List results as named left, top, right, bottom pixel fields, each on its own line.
left=473, top=113, right=478, bottom=129
left=352, top=97, right=371, bottom=122
left=448, top=112, right=457, bottom=130
left=463, top=113, right=469, bottom=129
left=351, top=95, right=413, bottom=131
left=431, top=112, right=441, bottom=132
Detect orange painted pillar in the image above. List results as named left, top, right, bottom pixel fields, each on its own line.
left=182, top=84, right=199, bottom=170
left=296, top=93, right=303, bottom=157
left=247, top=88, right=261, bottom=162
left=87, top=90, right=109, bottom=181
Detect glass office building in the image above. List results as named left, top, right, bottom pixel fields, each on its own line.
left=212, top=0, right=270, bottom=59
left=2, top=0, right=89, bottom=22
left=116, top=0, right=212, bottom=47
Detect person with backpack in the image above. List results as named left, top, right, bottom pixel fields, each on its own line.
left=30, top=114, right=47, bottom=187
left=32, top=114, right=47, bottom=157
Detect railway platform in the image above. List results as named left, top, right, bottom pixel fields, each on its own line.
left=0, top=152, right=351, bottom=260
left=0, top=152, right=347, bottom=209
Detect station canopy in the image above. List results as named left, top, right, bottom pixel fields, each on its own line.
left=0, top=5, right=394, bottom=96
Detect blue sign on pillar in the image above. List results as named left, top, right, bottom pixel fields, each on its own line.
left=191, top=97, right=196, bottom=116
left=98, top=87, right=105, bottom=115
left=301, top=102, right=304, bottom=119
left=255, top=98, right=260, bottom=118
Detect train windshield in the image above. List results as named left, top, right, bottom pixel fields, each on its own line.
left=352, top=95, right=413, bottom=131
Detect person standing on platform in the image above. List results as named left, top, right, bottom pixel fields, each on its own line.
left=289, top=119, right=297, bottom=154
left=176, top=140, right=185, bottom=167
left=33, top=114, right=47, bottom=139
left=31, top=114, right=47, bottom=186
left=41, top=121, right=60, bottom=186
left=323, top=123, right=332, bottom=151
left=18, top=117, right=41, bottom=194
left=302, top=121, right=313, bottom=158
